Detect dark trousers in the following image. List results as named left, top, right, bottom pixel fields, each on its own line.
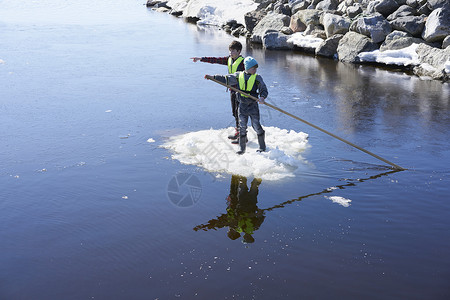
left=230, top=92, right=239, bottom=129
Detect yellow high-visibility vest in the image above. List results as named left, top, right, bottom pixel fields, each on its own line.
left=238, top=72, right=257, bottom=97
left=228, top=56, right=244, bottom=74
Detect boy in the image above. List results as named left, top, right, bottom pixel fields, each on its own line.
left=205, top=56, right=268, bottom=155
left=191, top=40, right=244, bottom=143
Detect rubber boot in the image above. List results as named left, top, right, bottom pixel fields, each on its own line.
left=256, top=132, right=266, bottom=152
left=228, top=128, right=239, bottom=140
left=236, top=135, right=247, bottom=155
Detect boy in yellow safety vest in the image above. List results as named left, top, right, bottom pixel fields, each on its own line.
left=205, top=56, right=268, bottom=155
left=191, top=41, right=245, bottom=143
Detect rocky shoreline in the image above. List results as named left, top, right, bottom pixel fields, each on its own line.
left=147, top=0, right=449, bottom=82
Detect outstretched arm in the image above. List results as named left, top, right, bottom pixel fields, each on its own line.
left=192, top=56, right=228, bottom=65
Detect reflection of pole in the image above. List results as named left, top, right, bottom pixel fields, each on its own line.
left=193, top=169, right=402, bottom=231
left=207, top=77, right=405, bottom=171
left=261, top=169, right=402, bottom=212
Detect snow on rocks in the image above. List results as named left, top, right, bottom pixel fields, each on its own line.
left=161, top=126, right=309, bottom=181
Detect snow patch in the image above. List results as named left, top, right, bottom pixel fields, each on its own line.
left=161, top=126, right=309, bottom=181
left=147, top=138, right=156, bottom=143
left=358, top=43, right=420, bottom=66
left=168, top=0, right=258, bottom=26
left=287, top=33, right=324, bottom=49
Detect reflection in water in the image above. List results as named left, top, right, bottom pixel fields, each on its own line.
left=194, top=169, right=402, bottom=242
left=194, top=175, right=266, bottom=243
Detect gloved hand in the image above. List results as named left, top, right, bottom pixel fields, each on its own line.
left=258, top=97, right=265, bottom=104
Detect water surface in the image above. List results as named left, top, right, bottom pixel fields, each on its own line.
left=1, top=1, right=449, bottom=299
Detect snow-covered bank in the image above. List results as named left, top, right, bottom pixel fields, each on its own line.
left=148, top=0, right=450, bottom=81
left=166, top=0, right=257, bottom=26
left=161, top=126, right=309, bottom=181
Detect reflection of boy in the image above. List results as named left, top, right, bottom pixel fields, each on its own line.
left=191, top=41, right=244, bottom=142
left=205, top=57, right=268, bottom=155
left=226, top=175, right=265, bottom=243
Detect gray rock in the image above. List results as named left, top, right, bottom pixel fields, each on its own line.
left=422, top=7, right=450, bottom=42
left=427, top=0, right=449, bottom=10
left=417, top=3, right=431, bottom=15
left=291, top=0, right=311, bottom=14
left=413, top=43, right=450, bottom=80
left=350, top=14, right=392, bottom=43
left=443, top=35, right=450, bottom=48
left=316, top=0, right=339, bottom=11
left=347, top=4, right=363, bottom=18
left=405, top=0, right=419, bottom=9
left=323, top=13, right=351, bottom=37
left=337, top=31, right=379, bottom=62
left=244, top=9, right=267, bottom=33
left=387, top=5, right=417, bottom=21
left=390, top=15, right=425, bottom=37
left=291, top=9, right=323, bottom=27
left=250, top=12, right=291, bottom=44
left=316, top=34, right=344, bottom=57
left=274, top=3, right=292, bottom=16
left=304, top=24, right=328, bottom=39
left=367, top=0, right=400, bottom=17
left=380, top=30, right=427, bottom=51
left=263, top=31, right=295, bottom=49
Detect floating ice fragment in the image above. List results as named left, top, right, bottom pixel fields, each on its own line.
left=147, top=138, right=155, bottom=143
left=314, top=105, right=322, bottom=108
left=105, top=110, right=112, bottom=113
left=0, top=59, right=5, bottom=64
left=326, top=196, right=352, bottom=207
left=122, top=196, right=128, bottom=199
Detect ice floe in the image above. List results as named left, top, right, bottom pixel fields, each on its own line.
left=161, top=126, right=309, bottom=181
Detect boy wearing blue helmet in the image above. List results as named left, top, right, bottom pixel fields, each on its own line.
left=205, top=56, right=268, bottom=155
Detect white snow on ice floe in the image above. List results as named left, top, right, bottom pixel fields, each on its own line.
left=325, top=196, right=352, bottom=207
left=147, top=138, right=156, bottom=143
left=161, top=126, right=309, bottom=181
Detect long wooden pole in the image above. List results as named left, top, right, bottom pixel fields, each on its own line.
left=207, top=77, right=405, bottom=170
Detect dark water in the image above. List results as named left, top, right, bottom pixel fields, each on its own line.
left=1, top=1, right=449, bottom=299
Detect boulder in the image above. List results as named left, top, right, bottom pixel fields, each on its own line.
left=316, top=34, right=344, bottom=57
left=380, top=30, right=427, bottom=51
left=323, top=13, right=351, bottom=37
left=405, top=0, right=419, bottom=9
left=316, top=0, right=339, bottom=11
left=367, top=0, right=400, bottom=17
left=413, top=43, right=450, bottom=80
left=290, top=15, right=308, bottom=33
left=347, top=4, right=363, bottom=18
left=290, top=9, right=323, bottom=27
left=387, top=5, right=417, bottom=21
left=274, top=3, right=292, bottom=16
left=422, top=7, right=450, bottom=42
left=250, top=12, right=291, bottom=44
left=291, top=0, right=311, bottom=14
left=263, top=31, right=295, bottom=49
left=304, top=24, right=327, bottom=39
left=245, top=9, right=268, bottom=33
left=427, top=0, right=449, bottom=10
left=443, top=35, right=450, bottom=48
left=337, top=31, right=379, bottom=62
left=350, top=14, right=392, bottom=43
left=390, top=16, right=425, bottom=37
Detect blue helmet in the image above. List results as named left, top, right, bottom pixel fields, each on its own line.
left=244, top=56, right=258, bottom=70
